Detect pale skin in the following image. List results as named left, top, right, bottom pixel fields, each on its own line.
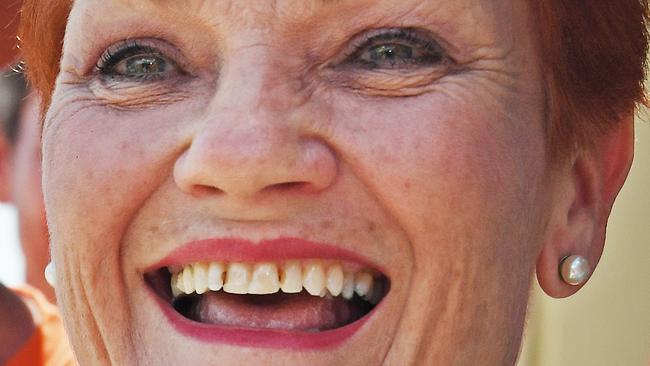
left=43, top=0, right=633, bottom=365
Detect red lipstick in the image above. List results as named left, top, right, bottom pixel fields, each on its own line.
left=152, top=291, right=377, bottom=349
left=152, top=237, right=382, bottom=271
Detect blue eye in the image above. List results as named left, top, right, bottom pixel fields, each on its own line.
left=123, top=55, right=168, bottom=77
left=96, top=40, right=177, bottom=81
left=348, top=29, right=448, bottom=70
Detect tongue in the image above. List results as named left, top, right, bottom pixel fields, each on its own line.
left=180, top=292, right=369, bottom=331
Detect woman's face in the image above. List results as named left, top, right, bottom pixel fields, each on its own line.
left=45, top=0, right=549, bottom=364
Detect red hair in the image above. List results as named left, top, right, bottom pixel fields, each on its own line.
left=18, top=0, right=649, bottom=154
left=19, top=0, right=71, bottom=113
left=532, top=1, right=649, bottom=152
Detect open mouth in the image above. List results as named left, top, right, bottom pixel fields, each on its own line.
left=146, top=260, right=390, bottom=334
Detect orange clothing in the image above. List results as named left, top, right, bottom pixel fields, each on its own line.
left=6, top=287, right=75, bottom=366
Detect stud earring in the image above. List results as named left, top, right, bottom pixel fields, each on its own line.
left=559, top=255, right=591, bottom=286
left=44, top=261, right=56, bottom=287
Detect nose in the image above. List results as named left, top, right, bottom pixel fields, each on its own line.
left=173, top=92, right=338, bottom=202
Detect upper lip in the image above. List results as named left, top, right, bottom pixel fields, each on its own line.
left=149, top=237, right=387, bottom=271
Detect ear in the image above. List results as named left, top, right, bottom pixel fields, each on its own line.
left=536, top=116, right=635, bottom=298
left=0, top=133, right=12, bottom=202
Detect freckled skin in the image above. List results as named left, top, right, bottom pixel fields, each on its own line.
left=44, top=0, right=553, bottom=365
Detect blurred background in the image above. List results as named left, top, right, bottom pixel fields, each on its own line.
left=0, top=2, right=648, bottom=365
left=0, top=204, right=23, bottom=285
left=0, top=0, right=25, bottom=287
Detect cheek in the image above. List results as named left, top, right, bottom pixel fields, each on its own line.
left=41, top=102, right=195, bottom=264
left=39, top=87, right=210, bottom=360
left=327, top=89, right=546, bottom=357
left=329, top=90, right=546, bottom=279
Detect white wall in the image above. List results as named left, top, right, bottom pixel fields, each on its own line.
left=0, top=203, right=25, bottom=286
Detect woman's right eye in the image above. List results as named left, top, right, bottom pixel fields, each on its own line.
left=95, top=41, right=180, bottom=81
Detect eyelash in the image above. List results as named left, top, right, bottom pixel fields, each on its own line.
left=95, top=39, right=173, bottom=81
left=343, top=28, right=449, bottom=68
left=94, top=28, right=447, bottom=82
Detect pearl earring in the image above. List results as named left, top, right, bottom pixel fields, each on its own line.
left=559, top=255, right=591, bottom=286
left=44, top=261, right=56, bottom=287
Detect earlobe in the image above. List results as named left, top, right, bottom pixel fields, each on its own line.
left=536, top=116, right=635, bottom=298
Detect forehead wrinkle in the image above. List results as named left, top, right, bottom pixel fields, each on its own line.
left=70, top=0, right=508, bottom=69
left=105, top=0, right=353, bottom=37
left=120, top=0, right=348, bottom=20
left=85, top=0, right=484, bottom=31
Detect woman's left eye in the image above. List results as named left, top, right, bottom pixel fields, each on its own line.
left=345, top=29, right=449, bottom=70
left=96, top=41, right=179, bottom=81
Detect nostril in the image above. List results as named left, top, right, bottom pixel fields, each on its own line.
left=190, top=185, right=224, bottom=197
left=263, top=181, right=312, bottom=194
left=188, top=182, right=314, bottom=199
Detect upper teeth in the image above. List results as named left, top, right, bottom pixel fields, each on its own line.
left=170, top=261, right=380, bottom=302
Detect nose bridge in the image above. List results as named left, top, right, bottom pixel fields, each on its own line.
left=199, top=53, right=300, bottom=171
left=220, top=45, right=302, bottom=114
left=194, top=106, right=297, bottom=175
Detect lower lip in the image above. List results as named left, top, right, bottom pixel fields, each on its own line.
left=149, top=288, right=375, bottom=350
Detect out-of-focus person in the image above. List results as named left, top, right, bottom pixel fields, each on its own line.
left=0, top=69, right=74, bottom=365
left=2, top=0, right=52, bottom=300
left=0, top=284, right=74, bottom=366
left=0, top=68, right=52, bottom=300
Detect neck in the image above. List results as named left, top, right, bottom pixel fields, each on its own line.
left=0, top=284, right=37, bottom=364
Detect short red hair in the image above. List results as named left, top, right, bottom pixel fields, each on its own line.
left=19, top=0, right=71, bottom=113
left=18, top=0, right=649, bottom=155
left=532, top=1, right=649, bottom=153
